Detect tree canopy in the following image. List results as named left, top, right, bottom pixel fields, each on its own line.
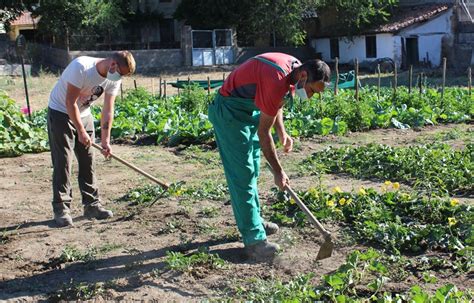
left=175, top=0, right=399, bottom=46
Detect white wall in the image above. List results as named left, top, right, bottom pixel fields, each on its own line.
left=397, top=9, right=453, bottom=67
left=312, top=38, right=330, bottom=61
left=312, top=34, right=395, bottom=64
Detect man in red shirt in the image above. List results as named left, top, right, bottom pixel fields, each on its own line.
left=208, top=52, right=330, bottom=261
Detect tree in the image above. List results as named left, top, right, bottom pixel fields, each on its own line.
left=174, top=0, right=399, bottom=46
left=317, top=0, right=399, bottom=38
left=32, top=0, right=125, bottom=50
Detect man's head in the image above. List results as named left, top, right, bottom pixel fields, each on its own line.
left=107, top=51, right=136, bottom=81
left=292, top=59, right=331, bottom=99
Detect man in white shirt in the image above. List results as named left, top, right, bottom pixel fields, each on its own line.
left=47, top=51, right=136, bottom=227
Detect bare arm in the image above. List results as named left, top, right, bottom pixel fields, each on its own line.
left=273, top=108, right=293, bottom=153
left=99, top=93, right=116, bottom=157
left=258, top=111, right=289, bottom=190
left=65, top=83, right=91, bottom=147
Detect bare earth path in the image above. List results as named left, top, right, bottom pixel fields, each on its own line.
left=0, top=123, right=472, bottom=301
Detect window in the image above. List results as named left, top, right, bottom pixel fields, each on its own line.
left=366, top=35, right=377, bottom=58
left=330, top=38, right=339, bottom=59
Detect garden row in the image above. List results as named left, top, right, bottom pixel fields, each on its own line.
left=1, top=85, right=472, bottom=157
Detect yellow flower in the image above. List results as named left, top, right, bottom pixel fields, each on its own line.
left=448, top=217, right=457, bottom=226
left=384, top=181, right=392, bottom=186
left=173, top=190, right=183, bottom=197
left=326, top=200, right=335, bottom=207
left=358, top=187, right=367, bottom=195
left=289, top=198, right=296, bottom=205
left=346, top=198, right=353, bottom=205
left=339, top=198, right=347, bottom=206
left=392, top=182, right=400, bottom=190
left=333, top=186, right=343, bottom=194
left=308, top=187, right=319, bottom=197
left=450, top=199, right=459, bottom=207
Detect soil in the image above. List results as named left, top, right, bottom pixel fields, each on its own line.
left=1, top=125, right=472, bottom=301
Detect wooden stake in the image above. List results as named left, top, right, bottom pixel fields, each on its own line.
left=151, top=78, right=155, bottom=96
left=164, top=80, right=167, bottom=98
left=441, top=57, right=447, bottom=100
left=207, top=76, right=211, bottom=96
left=468, top=67, right=472, bottom=96
left=177, top=78, right=180, bottom=95
left=355, top=58, right=359, bottom=101
left=419, top=73, right=423, bottom=95
left=377, top=64, right=381, bottom=99
left=159, top=77, right=162, bottom=98
left=393, top=63, right=397, bottom=96
left=223, top=73, right=225, bottom=82
left=120, top=83, right=123, bottom=102
left=334, top=57, right=339, bottom=95
left=409, top=65, right=413, bottom=94
left=133, top=79, right=137, bottom=90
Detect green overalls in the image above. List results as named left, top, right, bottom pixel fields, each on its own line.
left=208, top=57, right=289, bottom=245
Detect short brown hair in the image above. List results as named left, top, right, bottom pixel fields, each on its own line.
left=112, top=51, right=136, bottom=75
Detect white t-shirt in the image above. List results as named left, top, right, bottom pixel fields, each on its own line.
left=48, top=56, right=121, bottom=117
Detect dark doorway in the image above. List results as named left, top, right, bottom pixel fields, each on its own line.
left=406, top=37, right=419, bottom=66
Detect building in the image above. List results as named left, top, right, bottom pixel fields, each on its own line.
left=311, top=1, right=473, bottom=69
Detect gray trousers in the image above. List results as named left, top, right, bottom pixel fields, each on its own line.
left=47, top=108, right=100, bottom=213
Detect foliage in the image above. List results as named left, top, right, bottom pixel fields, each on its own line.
left=93, top=87, right=214, bottom=147
left=49, top=280, right=106, bottom=302
left=285, top=87, right=473, bottom=136
left=302, top=143, right=474, bottom=195
left=235, top=249, right=473, bottom=302
left=32, top=0, right=125, bottom=49
left=270, top=186, right=473, bottom=255
left=0, top=91, right=48, bottom=157
left=165, top=249, right=227, bottom=274
left=175, top=0, right=317, bottom=46
left=317, top=0, right=399, bottom=38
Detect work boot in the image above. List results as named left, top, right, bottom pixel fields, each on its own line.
left=54, top=209, right=73, bottom=227
left=84, top=203, right=113, bottom=220
left=263, top=221, right=279, bottom=236
left=245, top=240, right=280, bottom=261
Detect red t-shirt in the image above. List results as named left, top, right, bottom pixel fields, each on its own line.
left=219, top=52, right=300, bottom=116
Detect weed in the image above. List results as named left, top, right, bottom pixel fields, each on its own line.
left=49, top=280, right=106, bottom=302
left=165, top=249, right=226, bottom=275
left=201, top=206, right=219, bottom=218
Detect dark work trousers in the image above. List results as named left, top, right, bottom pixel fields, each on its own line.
left=47, top=107, right=100, bottom=213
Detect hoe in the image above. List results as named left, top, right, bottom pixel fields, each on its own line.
left=92, top=142, right=169, bottom=190
left=266, top=163, right=334, bottom=260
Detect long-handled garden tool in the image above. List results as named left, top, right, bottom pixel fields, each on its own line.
left=266, top=163, right=334, bottom=260
left=92, top=142, right=169, bottom=190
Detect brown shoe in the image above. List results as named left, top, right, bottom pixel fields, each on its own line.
left=244, top=240, right=280, bottom=261
left=263, top=221, right=279, bottom=235
left=54, top=210, right=73, bottom=227
left=84, top=203, right=113, bottom=220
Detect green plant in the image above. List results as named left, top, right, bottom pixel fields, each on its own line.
left=49, top=280, right=106, bottom=302
left=165, top=249, right=226, bottom=275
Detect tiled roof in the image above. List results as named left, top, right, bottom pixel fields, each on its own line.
left=369, top=4, right=450, bottom=33
left=10, top=11, right=39, bottom=26
left=315, top=4, right=451, bottom=38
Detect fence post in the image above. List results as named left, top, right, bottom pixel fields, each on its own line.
left=355, top=58, right=359, bottom=101
left=164, top=80, right=167, bottom=98
left=409, top=65, right=413, bottom=94
left=419, top=73, right=423, bottom=95
left=469, top=67, right=472, bottom=96
left=377, top=64, right=381, bottom=100
left=177, top=78, right=180, bottom=95
left=133, top=79, right=137, bottom=90
left=223, top=73, right=225, bottom=82
left=334, top=57, right=339, bottom=95
left=120, top=83, right=123, bottom=102
left=159, top=77, right=162, bottom=98
left=441, top=57, right=447, bottom=100
left=393, top=63, right=397, bottom=96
